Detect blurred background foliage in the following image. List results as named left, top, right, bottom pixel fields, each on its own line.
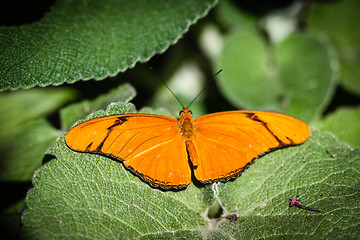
left=0, top=0, right=359, bottom=238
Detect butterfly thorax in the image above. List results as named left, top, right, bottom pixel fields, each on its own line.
left=179, top=108, right=196, bottom=139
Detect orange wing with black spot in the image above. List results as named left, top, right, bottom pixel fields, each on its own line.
left=192, top=111, right=310, bottom=183
left=66, top=114, right=191, bottom=189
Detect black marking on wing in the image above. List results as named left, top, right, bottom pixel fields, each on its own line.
left=95, top=117, right=130, bottom=152
left=86, top=142, right=93, bottom=151
left=197, top=141, right=298, bottom=185
left=96, top=129, right=112, bottom=151
left=286, top=136, right=295, bottom=144
left=107, top=116, right=129, bottom=130
left=246, top=112, right=287, bottom=147
left=196, top=112, right=301, bottom=184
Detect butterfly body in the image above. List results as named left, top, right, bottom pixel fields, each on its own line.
left=66, top=108, right=310, bottom=189
left=179, top=108, right=195, bottom=139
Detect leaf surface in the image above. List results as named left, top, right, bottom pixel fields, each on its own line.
left=60, top=83, right=136, bottom=130
left=308, top=0, right=360, bottom=95
left=216, top=30, right=336, bottom=122
left=0, top=88, right=75, bottom=181
left=0, top=0, right=217, bottom=90
left=215, top=130, right=360, bottom=239
left=22, top=105, right=360, bottom=239
left=316, top=106, right=360, bottom=148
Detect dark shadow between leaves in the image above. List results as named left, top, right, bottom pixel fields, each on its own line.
left=189, top=157, right=207, bottom=190
left=207, top=200, right=224, bottom=220
left=42, top=153, right=57, bottom=165
left=0, top=181, right=31, bottom=240
left=0, top=181, right=31, bottom=212
left=1, top=0, right=56, bottom=26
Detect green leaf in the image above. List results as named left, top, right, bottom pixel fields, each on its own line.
left=0, top=87, right=75, bottom=181
left=215, top=0, right=256, bottom=31
left=217, top=30, right=336, bottom=122
left=0, top=88, right=75, bottom=139
left=217, top=29, right=279, bottom=110
left=0, top=119, right=59, bottom=182
left=138, top=106, right=174, bottom=117
left=22, top=103, right=359, bottom=240
left=316, top=106, right=360, bottom=148
left=0, top=0, right=217, bottom=91
left=215, top=130, right=360, bottom=239
left=0, top=88, right=75, bottom=238
left=60, top=83, right=136, bottom=130
left=308, top=0, right=360, bottom=95
left=273, top=33, right=336, bottom=121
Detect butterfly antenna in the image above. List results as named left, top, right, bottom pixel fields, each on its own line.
left=187, top=69, right=222, bottom=108
left=162, top=79, right=185, bottom=108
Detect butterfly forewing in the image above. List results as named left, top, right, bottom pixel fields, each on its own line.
left=66, top=114, right=191, bottom=189
left=192, top=111, right=310, bottom=183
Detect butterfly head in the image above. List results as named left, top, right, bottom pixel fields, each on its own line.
left=179, top=107, right=192, bottom=117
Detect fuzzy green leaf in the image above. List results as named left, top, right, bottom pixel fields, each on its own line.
left=316, top=106, right=360, bottom=148
left=0, top=119, right=59, bottom=182
left=60, top=83, right=136, bottom=130
left=308, top=0, right=360, bottom=95
left=217, top=30, right=336, bottom=122
left=0, top=88, right=75, bottom=138
left=215, top=130, right=360, bottom=239
left=22, top=102, right=359, bottom=239
left=0, top=0, right=217, bottom=90
left=0, top=88, right=75, bottom=181
left=215, top=0, right=256, bottom=31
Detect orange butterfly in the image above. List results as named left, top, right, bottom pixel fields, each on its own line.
left=66, top=107, right=310, bottom=189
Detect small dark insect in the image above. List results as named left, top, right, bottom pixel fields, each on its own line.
left=226, top=214, right=238, bottom=222
left=326, top=148, right=336, bottom=158
left=289, top=195, right=322, bottom=212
